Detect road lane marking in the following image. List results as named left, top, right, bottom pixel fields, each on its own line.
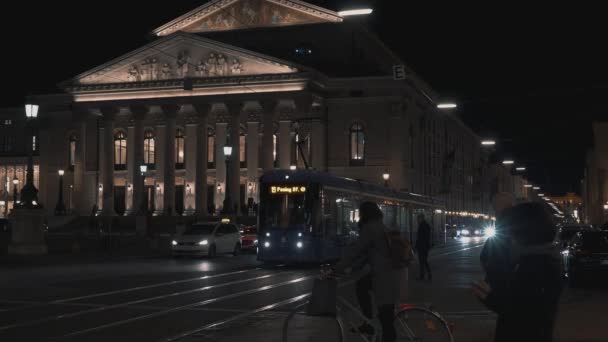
left=0, top=272, right=284, bottom=332
left=431, top=244, right=484, bottom=258
left=50, top=275, right=314, bottom=340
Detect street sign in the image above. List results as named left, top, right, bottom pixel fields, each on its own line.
left=393, top=64, right=406, bottom=80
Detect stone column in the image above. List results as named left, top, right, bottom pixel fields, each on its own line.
left=130, top=106, right=147, bottom=215
left=261, top=100, right=276, bottom=171
left=246, top=113, right=260, bottom=205
left=194, top=104, right=210, bottom=217
left=215, top=117, right=228, bottom=212
left=154, top=118, right=166, bottom=215
left=278, top=114, right=292, bottom=170
left=72, top=109, right=88, bottom=216
left=227, top=102, right=243, bottom=215
left=100, top=107, right=118, bottom=216
left=161, top=104, right=180, bottom=216
left=310, top=116, right=327, bottom=172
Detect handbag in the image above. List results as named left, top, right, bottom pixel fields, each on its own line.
left=306, top=277, right=337, bottom=316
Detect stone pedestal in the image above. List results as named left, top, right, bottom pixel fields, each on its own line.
left=8, top=208, right=48, bottom=255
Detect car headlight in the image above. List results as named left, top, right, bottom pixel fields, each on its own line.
left=264, top=241, right=271, bottom=248
left=461, top=229, right=470, bottom=236
left=474, top=230, right=481, bottom=235
left=485, top=227, right=496, bottom=238
left=199, top=240, right=208, bottom=246
left=296, top=241, right=303, bottom=249
left=172, top=240, right=178, bottom=246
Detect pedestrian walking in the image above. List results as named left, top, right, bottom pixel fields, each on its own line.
left=415, top=213, right=432, bottom=280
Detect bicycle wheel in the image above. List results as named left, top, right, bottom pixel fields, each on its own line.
left=394, top=307, right=453, bottom=342
left=282, top=301, right=344, bottom=342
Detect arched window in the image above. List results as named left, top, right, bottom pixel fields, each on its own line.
left=144, top=131, right=155, bottom=169
left=68, top=134, right=77, bottom=170
left=175, top=128, right=185, bottom=169
left=114, top=131, right=127, bottom=170
left=350, top=123, right=365, bottom=165
left=208, top=127, right=215, bottom=169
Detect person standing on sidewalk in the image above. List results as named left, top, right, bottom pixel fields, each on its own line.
left=415, top=213, right=432, bottom=281
left=473, top=202, right=562, bottom=342
left=333, top=202, right=400, bottom=342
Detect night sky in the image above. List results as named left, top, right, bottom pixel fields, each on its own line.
left=2, top=1, right=605, bottom=195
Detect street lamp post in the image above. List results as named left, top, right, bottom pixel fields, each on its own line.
left=55, top=170, right=66, bottom=215
left=20, top=104, right=40, bottom=208
left=139, top=165, right=148, bottom=215
left=383, top=172, right=390, bottom=187
left=222, top=145, right=233, bottom=215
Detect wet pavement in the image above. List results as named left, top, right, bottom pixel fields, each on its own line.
left=1, top=238, right=606, bottom=341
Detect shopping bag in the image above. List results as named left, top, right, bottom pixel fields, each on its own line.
left=306, top=278, right=337, bottom=316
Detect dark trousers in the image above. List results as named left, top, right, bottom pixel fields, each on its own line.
left=418, top=249, right=432, bottom=279
left=355, top=274, right=396, bottom=342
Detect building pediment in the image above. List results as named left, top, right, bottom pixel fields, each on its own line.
left=153, top=0, right=342, bottom=36
left=65, top=32, right=300, bottom=87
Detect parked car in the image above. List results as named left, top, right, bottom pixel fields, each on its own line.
left=240, top=226, right=258, bottom=252
left=563, top=230, right=608, bottom=286
left=172, top=222, right=241, bottom=258
left=554, top=224, right=595, bottom=249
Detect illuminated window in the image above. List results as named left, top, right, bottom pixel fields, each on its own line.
left=114, top=132, right=127, bottom=170
left=144, top=131, right=155, bottom=169
left=240, top=131, right=246, bottom=168
left=175, top=129, right=185, bottom=169
left=208, top=128, right=215, bottom=169
left=350, top=123, right=365, bottom=165
left=273, top=134, right=278, bottom=168
left=68, top=134, right=77, bottom=169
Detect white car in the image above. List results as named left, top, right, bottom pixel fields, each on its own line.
left=172, top=222, right=241, bottom=258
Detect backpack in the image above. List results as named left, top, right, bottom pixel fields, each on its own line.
left=384, top=230, right=415, bottom=269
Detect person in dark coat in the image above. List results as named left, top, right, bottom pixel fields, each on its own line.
left=415, top=213, right=432, bottom=280
left=473, top=202, right=563, bottom=342
left=333, top=202, right=400, bottom=342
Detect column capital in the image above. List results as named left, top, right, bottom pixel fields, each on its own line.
left=225, top=101, right=244, bottom=117
left=100, top=106, right=119, bottom=121
left=129, top=105, right=149, bottom=121
left=160, top=104, right=181, bottom=119
left=260, top=99, right=277, bottom=115
left=193, top=103, right=212, bottom=119
left=244, top=105, right=262, bottom=123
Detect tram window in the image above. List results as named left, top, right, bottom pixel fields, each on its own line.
left=260, top=188, right=313, bottom=229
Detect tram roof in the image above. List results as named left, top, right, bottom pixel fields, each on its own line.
left=260, top=170, right=444, bottom=208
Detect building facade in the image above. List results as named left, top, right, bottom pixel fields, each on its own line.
left=582, top=122, right=608, bottom=225
left=1, top=0, right=526, bottom=224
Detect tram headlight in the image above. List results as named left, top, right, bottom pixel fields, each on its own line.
left=460, top=229, right=470, bottom=236
left=485, top=227, right=496, bottom=238
left=296, top=241, right=303, bottom=249
left=264, top=241, right=271, bottom=248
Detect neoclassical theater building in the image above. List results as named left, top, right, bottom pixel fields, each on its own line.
left=1, top=0, right=525, bottom=219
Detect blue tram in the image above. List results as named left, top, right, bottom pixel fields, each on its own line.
left=257, top=170, right=445, bottom=263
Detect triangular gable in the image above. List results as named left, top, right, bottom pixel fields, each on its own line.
left=65, top=32, right=300, bottom=86
left=153, top=0, right=342, bottom=36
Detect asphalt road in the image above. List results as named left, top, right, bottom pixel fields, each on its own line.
left=1, top=238, right=606, bottom=342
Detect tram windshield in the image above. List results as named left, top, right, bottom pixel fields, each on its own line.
left=260, top=185, right=313, bottom=229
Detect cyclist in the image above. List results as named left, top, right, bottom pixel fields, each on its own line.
left=332, top=202, right=400, bottom=342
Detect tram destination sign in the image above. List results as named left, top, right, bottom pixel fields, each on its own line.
left=270, top=186, right=307, bottom=195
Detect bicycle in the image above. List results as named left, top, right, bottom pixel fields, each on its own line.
left=282, top=269, right=453, bottom=342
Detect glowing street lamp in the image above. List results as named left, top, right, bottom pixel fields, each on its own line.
left=382, top=172, right=390, bottom=187
left=55, top=170, right=66, bottom=215
left=222, top=145, right=234, bottom=214
left=338, top=8, right=373, bottom=16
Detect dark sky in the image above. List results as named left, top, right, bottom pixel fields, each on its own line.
left=2, top=1, right=605, bottom=195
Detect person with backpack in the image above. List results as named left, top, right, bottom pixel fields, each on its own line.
left=415, top=213, right=433, bottom=280
left=332, top=202, right=412, bottom=342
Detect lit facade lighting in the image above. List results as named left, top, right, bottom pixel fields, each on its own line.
left=516, top=167, right=526, bottom=171
left=538, top=194, right=545, bottom=197
left=533, top=187, right=541, bottom=190
left=524, top=185, right=533, bottom=188
left=290, top=165, right=297, bottom=171
left=502, top=160, right=514, bottom=165
left=338, top=8, right=373, bottom=16
left=437, top=103, right=457, bottom=109
left=481, top=140, right=496, bottom=146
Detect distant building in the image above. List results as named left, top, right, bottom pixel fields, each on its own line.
left=549, top=192, right=583, bottom=223
left=582, top=121, right=608, bottom=224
